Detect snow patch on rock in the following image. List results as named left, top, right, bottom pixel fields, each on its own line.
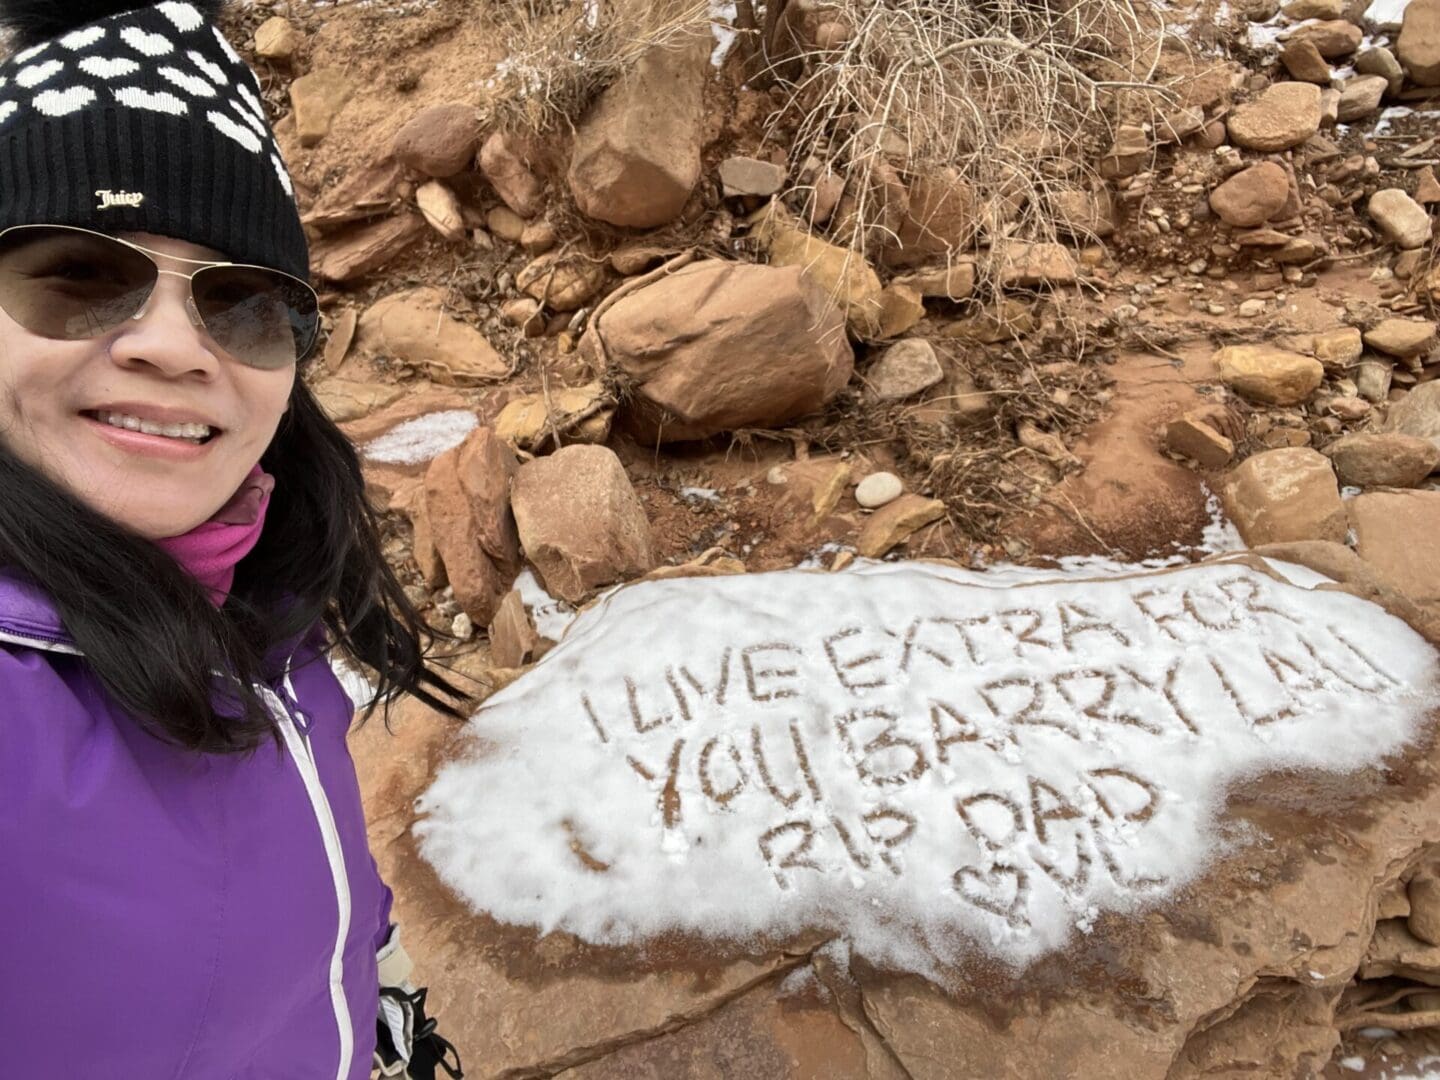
left=416, top=558, right=1437, bottom=975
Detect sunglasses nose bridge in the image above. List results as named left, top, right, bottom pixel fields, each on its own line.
left=132, top=268, right=204, bottom=331
left=184, top=293, right=204, bottom=331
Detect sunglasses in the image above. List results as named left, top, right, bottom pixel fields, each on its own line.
left=0, top=224, right=320, bottom=370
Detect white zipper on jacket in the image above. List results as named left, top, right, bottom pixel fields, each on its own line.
left=267, top=674, right=355, bottom=1080
left=0, top=627, right=82, bottom=654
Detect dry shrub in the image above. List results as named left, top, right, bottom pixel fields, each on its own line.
left=753, top=0, right=1173, bottom=265
left=808, top=321, right=1114, bottom=543
left=481, top=0, right=716, bottom=134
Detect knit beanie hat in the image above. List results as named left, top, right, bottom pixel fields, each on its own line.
left=0, top=1, right=307, bottom=280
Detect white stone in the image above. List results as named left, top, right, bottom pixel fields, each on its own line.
left=855, top=471, right=904, bottom=509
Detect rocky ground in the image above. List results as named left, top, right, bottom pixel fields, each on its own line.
left=227, top=0, right=1440, bottom=1074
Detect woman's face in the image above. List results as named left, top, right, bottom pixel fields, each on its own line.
left=0, top=232, right=295, bottom=540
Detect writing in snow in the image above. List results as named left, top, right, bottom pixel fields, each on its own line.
left=415, top=563, right=1434, bottom=964
left=573, top=571, right=1403, bottom=926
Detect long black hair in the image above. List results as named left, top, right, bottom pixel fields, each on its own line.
left=0, top=375, right=472, bottom=754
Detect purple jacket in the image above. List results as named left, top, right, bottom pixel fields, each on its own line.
left=0, top=571, right=391, bottom=1078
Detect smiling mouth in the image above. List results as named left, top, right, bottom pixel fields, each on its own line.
left=81, top=409, right=220, bottom=446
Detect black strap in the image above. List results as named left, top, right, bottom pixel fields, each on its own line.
left=376, top=986, right=464, bottom=1079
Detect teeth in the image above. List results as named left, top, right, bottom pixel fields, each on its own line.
left=96, top=411, right=212, bottom=442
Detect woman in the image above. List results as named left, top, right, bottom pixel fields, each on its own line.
left=0, top=1, right=466, bottom=1076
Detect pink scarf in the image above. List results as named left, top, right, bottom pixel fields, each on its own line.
left=155, top=465, right=275, bottom=606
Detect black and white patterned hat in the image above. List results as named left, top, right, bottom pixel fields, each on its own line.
left=0, top=0, right=307, bottom=280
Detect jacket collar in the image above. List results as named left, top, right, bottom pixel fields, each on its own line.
left=0, top=568, right=325, bottom=667
left=0, top=568, right=77, bottom=652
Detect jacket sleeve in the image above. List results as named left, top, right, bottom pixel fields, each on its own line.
left=373, top=877, right=396, bottom=955
left=372, top=865, right=409, bottom=987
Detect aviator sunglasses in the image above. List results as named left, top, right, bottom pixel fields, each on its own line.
left=0, top=224, right=320, bottom=369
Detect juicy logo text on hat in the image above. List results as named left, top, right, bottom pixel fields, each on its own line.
left=95, top=189, right=145, bottom=210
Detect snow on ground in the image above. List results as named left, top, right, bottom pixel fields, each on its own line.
left=360, top=410, right=478, bottom=466
left=416, top=558, right=1438, bottom=976
left=1374, top=107, right=1440, bottom=135
left=1390, top=1061, right=1440, bottom=1080
left=1349, top=1052, right=1440, bottom=1080
left=709, top=0, right=738, bottom=69
left=1366, top=0, right=1413, bottom=28
left=513, top=567, right=579, bottom=641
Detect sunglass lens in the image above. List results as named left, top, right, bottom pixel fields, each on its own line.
left=0, top=226, right=156, bottom=340
left=191, top=265, right=319, bottom=369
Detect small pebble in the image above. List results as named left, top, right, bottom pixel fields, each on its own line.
left=855, top=471, right=904, bottom=509
left=1238, top=298, right=1267, bottom=317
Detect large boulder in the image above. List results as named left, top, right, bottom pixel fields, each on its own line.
left=254, top=16, right=299, bottom=62
left=356, top=288, right=509, bottom=385
left=311, top=214, right=427, bottom=283
left=1398, top=0, right=1440, bottom=85
left=750, top=206, right=885, bottom=338
left=1357, top=45, right=1407, bottom=94
left=1208, top=162, right=1291, bottom=227
left=1250, top=539, right=1440, bottom=647
left=1227, top=82, right=1323, bottom=151
left=1364, top=317, right=1438, bottom=358
left=566, top=32, right=710, bottom=228
left=1312, top=327, right=1363, bottom=369
left=992, top=241, right=1079, bottom=287
left=865, top=339, right=944, bottom=402
left=1336, top=74, right=1389, bottom=122
left=880, top=167, right=980, bottom=268
left=1279, top=38, right=1332, bottom=82
left=1351, top=490, right=1440, bottom=616
left=1215, top=345, right=1324, bottom=405
left=1386, top=381, right=1440, bottom=449
left=393, top=103, right=480, bottom=179
left=510, top=445, right=655, bottom=603
left=581, top=260, right=854, bottom=442
left=1165, top=414, right=1235, bottom=468
left=856, top=494, right=946, bottom=556
left=313, top=378, right=403, bottom=424
left=1221, top=447, right=1346, bottom=544
left=478, top=132, right=545, bottom=219
left=1283, top=0, right=1344, bottom=17
left=1369, top=189, right=1433, bottom=249
left=1327, top=432, right=1440, bottom=488
left=290, top=68, right=350, bottom=147
left=1288, top=18, right=1364, bottom=57
left=422, top=428, right=521, bottom=625
left=1048, top=187, right=1116, bottom=239
left=356, top=559, right=1440, bottom=1079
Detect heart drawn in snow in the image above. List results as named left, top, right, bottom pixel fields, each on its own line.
left=954, top=864, right=1030, bottom=924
